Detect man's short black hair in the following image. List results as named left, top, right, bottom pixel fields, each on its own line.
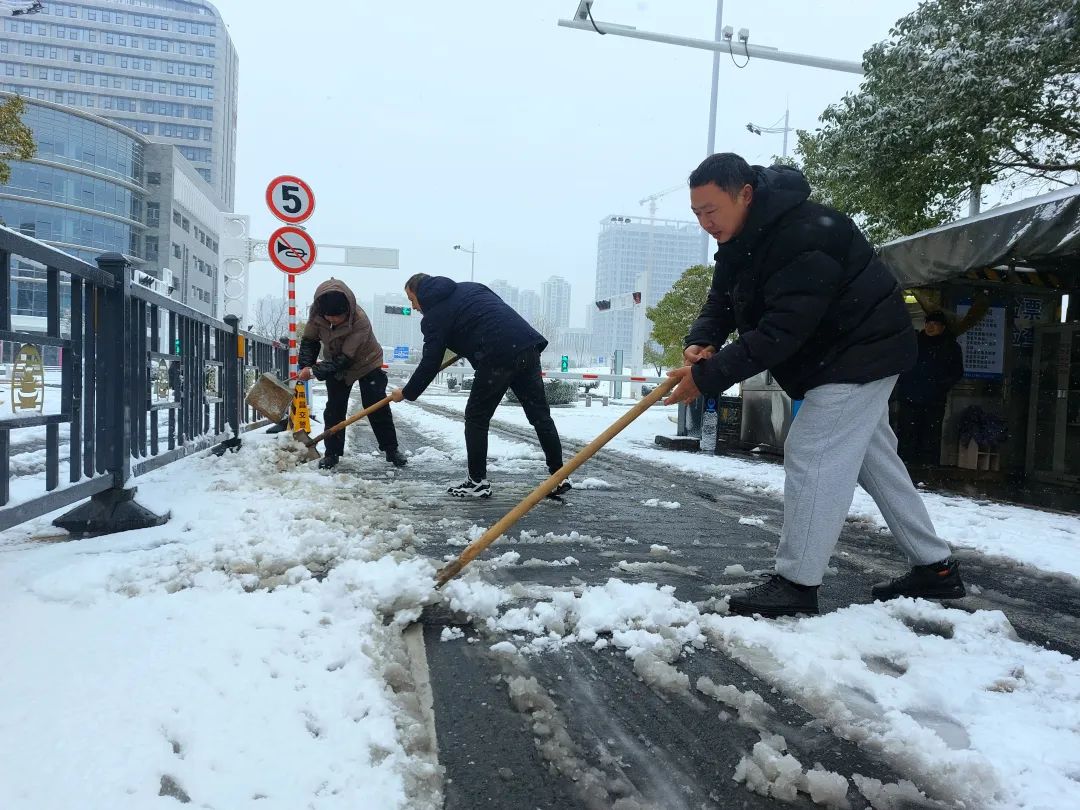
left=405, top=273, right=430, bottom=293
left=316, top=290, right=350, bottom=317
left=924, top=310, right=949, bottom=326
left=688, top=152, right=756, bottom=195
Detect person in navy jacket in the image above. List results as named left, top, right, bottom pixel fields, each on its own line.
left=390, top=273, right=569, bottom=499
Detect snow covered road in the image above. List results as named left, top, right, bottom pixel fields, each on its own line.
left=1, top=390, right=1079, bottom=809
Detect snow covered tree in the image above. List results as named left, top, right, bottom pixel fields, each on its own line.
left=797, top=0, right=1080, bottom=244
left=646, top=264, right=717, bottom=365
left=0, top=94, right=34, bottom=186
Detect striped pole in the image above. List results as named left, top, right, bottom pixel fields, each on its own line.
left=287, top=273, right=297, bottom=379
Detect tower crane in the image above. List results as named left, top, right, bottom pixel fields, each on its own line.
left=638, top=184, right=685, bottom=219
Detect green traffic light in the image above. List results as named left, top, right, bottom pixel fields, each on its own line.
left=402, top=307, right=411, bottom=316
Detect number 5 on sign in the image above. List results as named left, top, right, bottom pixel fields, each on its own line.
left=265, top=175, right=315, bottom=224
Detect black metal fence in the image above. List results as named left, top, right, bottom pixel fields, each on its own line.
left=0, top=225, right=287, bottom=533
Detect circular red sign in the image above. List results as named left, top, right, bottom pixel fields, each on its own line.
left=268, top=226, right=317, bottom=275
left=265, top=175, right=315, bottom=224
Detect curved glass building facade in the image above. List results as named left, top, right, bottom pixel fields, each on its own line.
left=0, top=96, right=147, bottom=317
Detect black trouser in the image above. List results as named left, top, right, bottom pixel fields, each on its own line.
left=464, top=348, right=563, bottom=481
left=896, top=399, right=946, bottom=466
left=323, top=368, right=398, bottom=459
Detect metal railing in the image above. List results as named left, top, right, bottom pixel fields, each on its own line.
left=0, top=225, right=287, bottom=533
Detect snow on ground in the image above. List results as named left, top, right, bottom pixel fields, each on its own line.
left=0, top=428, right=442, bottom=810
left=443, top=575, right=1080, bottom=810
left=418, top=394, right=1080, bottom=582
left=4, top=388, right=1080, bottom=808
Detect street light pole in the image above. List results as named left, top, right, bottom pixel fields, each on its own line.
left=453, top=242, right=477, bottom=282
left=703, top=0, right=724, bottom=263
left=559, top=3, right=864, bottom=264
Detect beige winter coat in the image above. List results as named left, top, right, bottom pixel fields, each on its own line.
left=302, top=279, right=383, bottom=384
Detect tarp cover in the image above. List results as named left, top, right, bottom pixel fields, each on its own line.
left=877, top=185, right=1080, bottom=287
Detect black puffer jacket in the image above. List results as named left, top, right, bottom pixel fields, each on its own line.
left=686, top=165, right=916, bottom=400
left=895, top=330, right=964, bottom=405
left=401, top=277, right=547, bottom=400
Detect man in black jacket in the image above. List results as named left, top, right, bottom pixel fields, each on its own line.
left=666, top=153, right=965, bottom=617
left=389, top=274, right=569, bottom=499
left=894, top=311, right=964, bottom=466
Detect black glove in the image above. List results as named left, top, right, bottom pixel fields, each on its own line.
left=312, top=361, right=336, bottom=381
left=312, top=354, right=351, bottom=381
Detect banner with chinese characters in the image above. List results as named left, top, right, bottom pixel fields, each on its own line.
left=957, top=302, right=1006, bottom=379
left=1012, top=296, right=1049, bottom=348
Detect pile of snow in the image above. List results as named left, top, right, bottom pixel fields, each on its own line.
left=0, top=431, right=443, bottom=810
left=641, top=498, right=681, bottom=509
left=427, top=565, right=1080, bottom=809
left=734, top=732, right=850, bottom=808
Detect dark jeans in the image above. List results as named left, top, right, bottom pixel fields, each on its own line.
left=465, top=349, right=563, bottom=481
left=896, top=399, right=946, bottom=466
left=323, top=368, right=398, bottom=458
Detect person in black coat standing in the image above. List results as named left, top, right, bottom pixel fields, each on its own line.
left=390, top=273, right=569, bottom=499
left=665, top=153, right=964, bottom=617
left=894, top=311, right=965, bottom=466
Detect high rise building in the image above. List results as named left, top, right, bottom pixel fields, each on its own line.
left=518, top=288, right=540, bottom=326
left=0, top=0, right=239, bottom=209
left=487, top=278, right=519, bottom=310
left=540, top=274, right=571, bottom=331
left=593, top=215, right=700, bottom=367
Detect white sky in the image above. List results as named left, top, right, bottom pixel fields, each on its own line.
left=212, top=0, right=920, bottom=326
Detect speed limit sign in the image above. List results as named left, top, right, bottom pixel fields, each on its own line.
left=265, top=175, right=315, bottom=224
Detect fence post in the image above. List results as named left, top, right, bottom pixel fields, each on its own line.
left=52, top=253, right=169, bottom=535
left=212, top=315, right=244, bottom=455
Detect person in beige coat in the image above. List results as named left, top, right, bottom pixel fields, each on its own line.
left=297, top=279, right=406, bottom=470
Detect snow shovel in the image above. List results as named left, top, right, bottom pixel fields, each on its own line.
left=242, top=373, right=321, bottom=461
left=294, top=354, right=463, bottom=459
left=434, top=375, right=678, bottom=588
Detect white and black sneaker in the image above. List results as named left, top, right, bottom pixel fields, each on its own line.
left=447, top=478, right=492, bottom=498
left=548, top=478, right=572, bottom=498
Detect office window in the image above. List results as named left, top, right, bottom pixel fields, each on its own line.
left=172, top=210, right=181, bottom=225
left=181, top=217, right=189, bottom=232
left=173, top=243, right=181, bottom=259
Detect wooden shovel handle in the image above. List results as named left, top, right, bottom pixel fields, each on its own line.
left=436, top=375, right=678, bottom=587
left=305, top=354, right=462, bottom=447
left=305, top=395, right=392, bottom=446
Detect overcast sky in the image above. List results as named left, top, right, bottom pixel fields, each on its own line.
left=210, top=0, right=919, bottom=325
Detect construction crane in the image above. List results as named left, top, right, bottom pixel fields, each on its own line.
left=638, top=184, right=685, bottom=219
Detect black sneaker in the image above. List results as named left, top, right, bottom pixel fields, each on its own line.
left=266, top=418, right=289, bottom=434
left=385, top=449, right=408, bottom=467
left=871, top=560, right=966, bottom=601
left=318, top=455, right=340, bottom=470
left=548, top=477, right=572, bottom=498
left=727, top=574, right=820, bottom=618
left=448, top=478, right=491, bottom=498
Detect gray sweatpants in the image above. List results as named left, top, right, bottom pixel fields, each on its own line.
left=775, top=375, right=952, bottom=586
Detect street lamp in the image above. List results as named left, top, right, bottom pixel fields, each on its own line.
left=557, top=2, right=862, bottom=263
left=746, top=105, right=793, bottom=157
left=452, top=242, right=477, bottom=282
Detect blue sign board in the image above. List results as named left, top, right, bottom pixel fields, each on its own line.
left=393, top=345, right=409, bottom=361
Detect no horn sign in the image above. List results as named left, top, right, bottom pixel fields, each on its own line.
left=268, top=226, right=317, bottom=275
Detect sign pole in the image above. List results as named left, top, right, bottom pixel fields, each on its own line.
left=288, top=272, right=297, bottom=380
